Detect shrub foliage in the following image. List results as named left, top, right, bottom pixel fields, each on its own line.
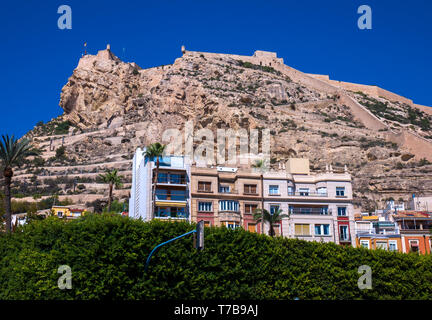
left=1, top=214, right=432, bottom=300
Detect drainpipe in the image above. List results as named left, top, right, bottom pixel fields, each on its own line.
left=261, top=173, right=264, bottom=234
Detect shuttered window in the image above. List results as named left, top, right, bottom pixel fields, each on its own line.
left=295, top=224, right=310, bottom=235
left=245, top=204, right=258, bottom=215
left=198, top=181, right=211, bottom=192
left=244, top=184, right=257, bottom=194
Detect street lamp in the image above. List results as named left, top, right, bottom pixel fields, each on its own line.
left=144, top=220, right=204, bottom=272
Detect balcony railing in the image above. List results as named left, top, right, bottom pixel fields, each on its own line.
left=339, top=236, right=351, bottom=242
left=288, top=192, right=328, bottom=197
left=155, top=212, right=188, bottom=219
left=156, top=176, right=187, bottom=184
left=289, top=207, right=330, bottom=215
left=155, top=193, right=187, bottom=201
left=218, top=190, right=239, bottom=194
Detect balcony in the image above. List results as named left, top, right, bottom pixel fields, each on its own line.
left=288, top=192, right=328, bottom=197
left=156, top=175, right=187, bottom=185
left=399, top=228, right=432, bottom=235
left=289, top=207, right=330, bottom=215
left=155, top=210, right=188, bottom=220
left=155, top=192, right=187, bottom=202
left=218, top=190, right=239, bottom=195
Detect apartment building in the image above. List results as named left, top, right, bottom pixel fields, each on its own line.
left=129, top=148, right=191, bottom=221
left=190, top=166, right=263, bottom=232
left=408, top=195, right=432, bottom=211
left=190, top=158, right=355, bottom=246
left=393, top=211, right=432, bottom=254
left=355, top=214, right=402, bottom=252
left=261, top=159, right=355, bottom=245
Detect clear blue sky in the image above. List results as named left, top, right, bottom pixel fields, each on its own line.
left=0, top=0, right=431, bottom=138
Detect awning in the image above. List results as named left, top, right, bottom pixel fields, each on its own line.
left=155, top=201, right=186, bottom=207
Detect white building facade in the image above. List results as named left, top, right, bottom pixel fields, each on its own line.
left=129, top=148, right=192, bottom=221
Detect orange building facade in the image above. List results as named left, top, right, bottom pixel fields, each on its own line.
left=394, top=212, right=432, bottom=254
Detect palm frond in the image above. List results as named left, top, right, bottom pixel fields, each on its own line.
left=143, top=142, right=166, bottom=161
left=0, top=135, right=35, bottom=169
left=99, top=169, right=123, bottom=187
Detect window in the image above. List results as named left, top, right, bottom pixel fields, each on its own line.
left=409, top=240, right=419, bottom=253
left=314, top=224, right=330, bottom=235
left=171, top=207, right=186, bottom=218
left=299, top=188, right=309, bottom=196
left=389, top=241, right=397, bottom=251
left=155, top=189, right=167, bottom=200
left=219, top=200, right=239, bottom=212
left=270, top=205, right=280, bottom=215
left=155, top=207, right=187, bottom=218
left=273, top=224, right=281, bottom=237
left=245, top=203, right=258, bottom=215
left=198, top=202, right=212, bottom=212
left=170, top=174, right=184, bottom=184
left=299, top=207, right=312, bottom=214
left=339, top=225, right=349, bottom=240
left=244, top=184, right=257, bottom=194
left=320, top=207, right=329, bottom=215
left=219, top=185, right=230, bottom=193
left=57, top=211, right=63, bottom=218
left=376, top=241, right=388, bottom=250
left=336, top=187, right=345, bottom=196
left=337, top=207, right=347, bottom=216
left=156, top=189, right=186, bottom=201
left=198, top=181, right=211, bottom=192
left=226, top=222, right=240, bottom=229
left=269, top=185, right=279, bottom=195
left=170, top=190, right=186, bottom=201
left=157, top=172, right=168, bottom=183
left=204, top=221, right=211, bottom=227
left=248, top=223, right=256, bottom=233
left=287, top=186, right=294, bottom=195
left=360, top=240, right=370, bottom=249
left=295, top=224, right=310, bottom=236
left=156, top=207, right=169, bottom=217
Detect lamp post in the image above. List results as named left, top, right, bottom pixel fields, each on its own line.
left=144, top=220, right=204, bottom=272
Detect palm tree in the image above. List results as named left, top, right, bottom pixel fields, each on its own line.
left=252, top=159, right=267, bottom=234
left=0, top=135, right=36, bottom=232
left=99, top=169, right=123, bottom=212
left=253, top=208, right=290, bottom=237
left=143, top=142, right=166, bottom=218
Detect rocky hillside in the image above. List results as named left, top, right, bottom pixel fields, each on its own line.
left=12, top=45, right=432, bottom=211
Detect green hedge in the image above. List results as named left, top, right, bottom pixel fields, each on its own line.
left=1, top=214, right=432, bottom=300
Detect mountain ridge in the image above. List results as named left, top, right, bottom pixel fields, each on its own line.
left=14, top=45, right=432, bottom=211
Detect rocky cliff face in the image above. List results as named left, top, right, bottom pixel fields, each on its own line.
left=16, top=46, right=432, bottom=210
